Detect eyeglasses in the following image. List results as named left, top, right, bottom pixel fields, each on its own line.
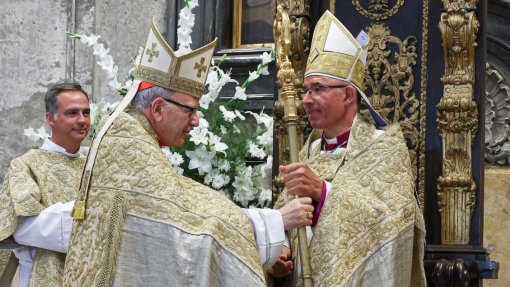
left=303, top=85, right=348, bottom=98
left=162, top=97, right=198, bottom=118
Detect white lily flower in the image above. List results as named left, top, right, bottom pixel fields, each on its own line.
left=248, top=142, right=266, bottom=159
left=92, top=43, right=109, bottom=59
left=218, top=69, right=238, bottom=86
left=234, top=86, right=247, bottom=100
left=259, top=51, right=273, bottom=65
left=245, top=110, right=273, bottom=128
left=219, top=105, right=236, bottom=122
left=24, top=126, right=49, bottom=142
left=199, top=93, right=214, bottom=109
left=80, top=34, right=100, bottom=46
left=233, top=125, right=241, bottom=134
left=186, top=145, right=214, bottom=175
left=258, top=65, right=270, bottom=76
left=260, top=155, right=273, bottom=179
left=23, top=127, right=39, bottom=142
left=258, top=189, right=272, bottom=207
left=208, top=133, right=228, bottom=155
left=232, top=166, right=256, bottom=207
left=257, top=130, right=273, bottom=146
left=219, top=125, right=227, bottom=135
left=234, top=110, right=246, bottom=120
left=197, top=116, right=209, bottom=129
left=189, top=127, right=209, bottom=145
left=247, top=71, right=260, bottom=82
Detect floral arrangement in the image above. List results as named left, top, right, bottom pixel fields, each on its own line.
left=24, top=0, right=275, bottom=208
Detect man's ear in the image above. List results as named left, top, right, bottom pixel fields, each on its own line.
left=150, top=98, right=166, bottom=122
left=344, top=86, right=356, bottom=105
left=45, top=112, right=55, bottom=127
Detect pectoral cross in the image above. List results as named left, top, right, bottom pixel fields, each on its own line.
left=146, top=43, right=159, bottom=62
left=194, top=57, right=207, bottom=77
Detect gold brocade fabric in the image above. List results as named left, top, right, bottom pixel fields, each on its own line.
left=63, top=111, right=265, bottom=286
left=275, top=114, right=426, bottom=287
left=0, top=149, right=85, bottom=287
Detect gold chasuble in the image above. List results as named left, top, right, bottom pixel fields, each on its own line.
left=275, top=114, right=426, bottom=287
left=0, top=149, right=85, bottom=287
left=63, top=111, right=265, bottom=286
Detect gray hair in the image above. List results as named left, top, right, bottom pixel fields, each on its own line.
left=45, top=83, right=89, bottom=116
left=132, top=86, right=174, bottom=112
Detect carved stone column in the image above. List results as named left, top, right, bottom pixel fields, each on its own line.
left=437, top=0, right=480, bottom=244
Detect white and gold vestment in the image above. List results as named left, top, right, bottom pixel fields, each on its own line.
left=276, top=114, right=426, bottom=286
left=0, top=143, right=85, bottom=287
left=63, top=111, right=266, bottom=286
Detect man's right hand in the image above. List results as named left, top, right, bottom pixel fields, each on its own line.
left=271, top=246, right=293, bottom=277
left=278, top=197, right=314, bottom=230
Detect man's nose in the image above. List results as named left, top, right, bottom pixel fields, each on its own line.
left=190, top=113, right=199, bottom=127
left=76, top=113, right=87, bottom=124
left=302, top=92, right=313, bottom=105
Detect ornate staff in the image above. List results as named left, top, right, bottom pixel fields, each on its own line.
left=274, top=5, right=313, bottom=287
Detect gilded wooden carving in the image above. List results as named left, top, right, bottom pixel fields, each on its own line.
left=437, top=0, right=480, bottom=244
left=352, top=0, right=405, bottom=21
left=273, top=0, right=310, bottom=197
left=419, top=1, right=429, bottom=210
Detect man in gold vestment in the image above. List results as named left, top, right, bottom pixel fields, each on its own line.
left=0, top=83, right=90, bottom=287
left=63, top=20, right=313, bottom=287
left=272, top=11, right=427, bottom=286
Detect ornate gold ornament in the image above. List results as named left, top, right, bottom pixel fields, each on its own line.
left=362, top=23, right=420, bottom=183
left=352, top=0, right=405, bottom=20
left=418, top=1, right=429, bottom=210
left=273, top=0, right=310, bottom=196
left=273, top=4, right=313, bottom=286
left=437, top=1, right=480, bottom=244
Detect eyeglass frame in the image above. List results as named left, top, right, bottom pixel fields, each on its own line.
left=161, top=97, right=198, bottom=118
left=303, top=84, right=349, bottom=98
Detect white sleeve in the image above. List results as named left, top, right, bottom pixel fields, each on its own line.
left=324, top=181, right=332, bottom=199
left=243, top=208, right=285, bottom=270
left=12, top=200, right=75, bottom=254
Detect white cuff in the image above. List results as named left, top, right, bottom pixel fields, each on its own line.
left=243, top=208, right=285, bottom=270
left=324, top=181, right=332, bottom=199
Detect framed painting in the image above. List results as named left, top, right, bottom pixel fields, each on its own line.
left=233, top=0, right=274, bottom=48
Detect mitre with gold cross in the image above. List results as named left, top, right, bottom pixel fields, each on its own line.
left=134, top=18, right=216, bottom=98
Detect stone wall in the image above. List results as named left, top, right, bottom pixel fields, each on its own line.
left=484, top=167, right=510, bottom=286
left=0, top=0, right=168, bottom=183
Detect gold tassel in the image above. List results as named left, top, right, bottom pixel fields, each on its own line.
left=72, top=200, right=86, bottom=220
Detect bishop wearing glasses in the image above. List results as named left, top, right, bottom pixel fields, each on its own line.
left=62, top=19, right=313, bottom=286
left=272, top=11, right=427, bottom=286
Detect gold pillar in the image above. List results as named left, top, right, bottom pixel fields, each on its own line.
left=437, top=0, right=480, bottom=244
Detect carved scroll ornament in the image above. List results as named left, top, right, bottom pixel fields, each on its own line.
left=485, top=63, right=510, bottom=165
left=437, top=1, right=480, bottom=244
